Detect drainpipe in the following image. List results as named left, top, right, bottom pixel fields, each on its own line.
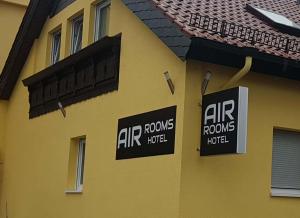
left=222, top=56, right=253, bottom=89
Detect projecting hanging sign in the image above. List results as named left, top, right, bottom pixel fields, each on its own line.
left=116, top=106, right=176, bottom=160
left=200, top=87, right=248, bottom=156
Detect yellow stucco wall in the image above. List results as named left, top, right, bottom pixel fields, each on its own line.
left=179, top=60, right=300, bottom=218
left=0, top=0, right=28, bottom=7
left=0, top=101, right=6, bottom=160
left=2, top=0, right=300, bottom=217
left=0, top=101, right=7, bottom=200
left=0, top=0, right=186, bottom=217
left=0, top=1, right=26, bottom=72
left=0, top=0, right=26, bottom=204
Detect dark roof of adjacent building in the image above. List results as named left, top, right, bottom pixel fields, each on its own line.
left=1, top=0, right=300, bottom=100
left=122, top=0, right=191, bottom=59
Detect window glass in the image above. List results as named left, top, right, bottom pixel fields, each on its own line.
left=250, top=5, right=300, bottom=30
left=51, top=30, right=61, bottom=64
left=66, top=137, right=86, bottom=192
left=71, top=15, right=83, bottom=54
left=76, top=138, right=86, bottom=190
left=94, top=1, right=110, bottom=41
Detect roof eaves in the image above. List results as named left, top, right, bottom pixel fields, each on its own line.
left=49, top=0, right=76, bottom=18
left=188, top=37, right=300, bottom=81
left=0, top=0, right=53, bottom=100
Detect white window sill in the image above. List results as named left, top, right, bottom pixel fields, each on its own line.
left=271, top=188, right=300, bottom=198
left=65, top=189, right=83, bottom=194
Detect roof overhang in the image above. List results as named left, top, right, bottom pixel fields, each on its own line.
left=0, top=0, right=53, bottom=100
left=188, top=37, right=300, bottom=81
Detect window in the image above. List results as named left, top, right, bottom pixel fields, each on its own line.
left=51, top=30, right=61, bottom=64
left=252, top=6, right=300, bottom=29
left=71, top=15, right=83, bottom=54
left=76, top=138, right=86, bottom=190
left=66, top=137, right=86, bottom=193
left=94, top=0, right=110, bottom=41
left=247, top=4, right=300, bottom=36
left=271, top=129, right=300, bottom=197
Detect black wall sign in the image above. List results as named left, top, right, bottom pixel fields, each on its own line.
left=200, top=87, right=248, bottom=156
left=116, top=106, right=176, bottom=160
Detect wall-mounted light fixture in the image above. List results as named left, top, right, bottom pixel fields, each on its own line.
left=198, top=71, right=212, bottom=150
left=164, top=71, right=175, bottom=95
left=58, top=101, right=66, bottom=118
left=201, top=71, right=212, bottom=96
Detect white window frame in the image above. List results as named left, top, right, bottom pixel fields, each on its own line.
left=75, top=138, right=85, bottom=191
left=271, top=188, right=300, bottom=198
left=51, top=30, right=61, bottom=64
left=94, top=0, right=110, bottom=42
left=70, top=15, right=83, bottom=54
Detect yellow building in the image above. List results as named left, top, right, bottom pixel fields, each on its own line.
left=0, top=0, right=27, bottom=201
left=0, top=0, right=300, bottom=217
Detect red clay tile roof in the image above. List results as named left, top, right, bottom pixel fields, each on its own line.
left=152, top=0, right=300, bottom=61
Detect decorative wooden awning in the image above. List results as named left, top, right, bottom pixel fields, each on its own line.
left=23, top=34, right=121, bottom=118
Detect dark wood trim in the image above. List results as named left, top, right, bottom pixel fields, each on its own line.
left=23, top=34, right=122, bottom=119
left=0, top=0, right=53, bottom=100
left=23, top=34, right=121, bottom=86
